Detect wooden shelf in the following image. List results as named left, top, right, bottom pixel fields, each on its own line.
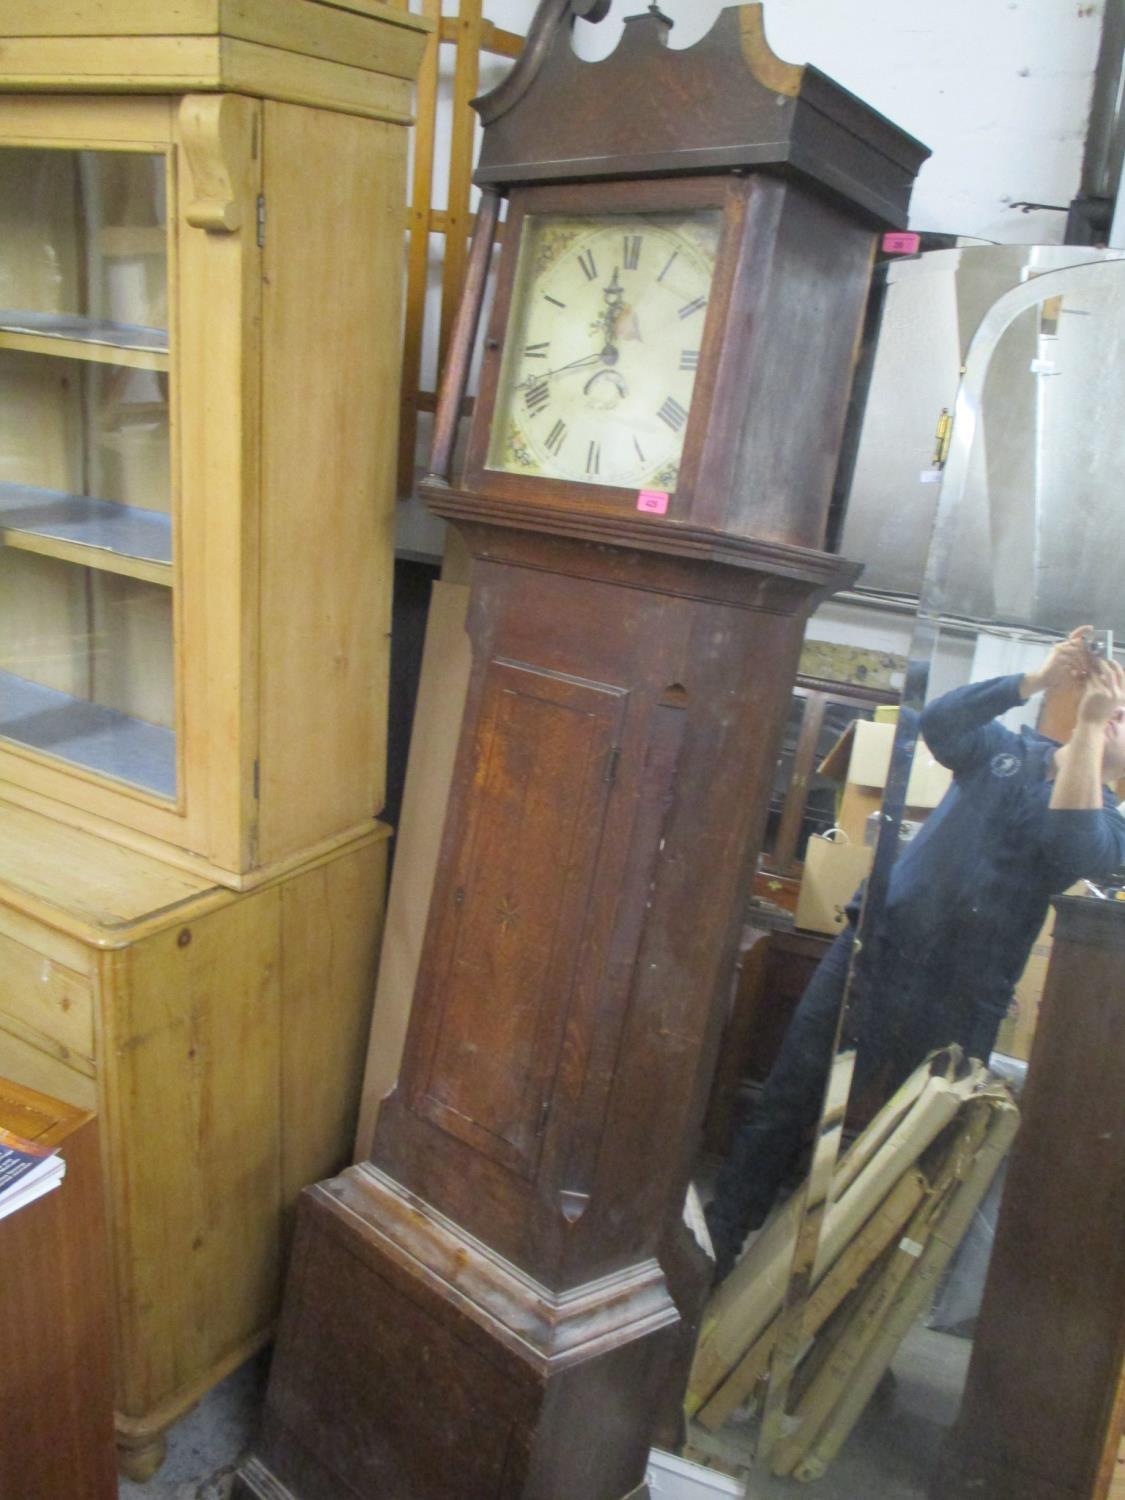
left=0, top=668, right=175, bottom=799
left=0, top=310, right=169, bottom=371
left=0, top=483, right=172, bottom=585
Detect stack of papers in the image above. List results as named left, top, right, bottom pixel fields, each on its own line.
left=0, top=1126, right=65, bottom=1224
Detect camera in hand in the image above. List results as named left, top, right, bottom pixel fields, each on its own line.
left=1084, top=628, right=1114, bottom=659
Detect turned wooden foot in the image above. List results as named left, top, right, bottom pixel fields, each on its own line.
left=116, top=1427, right=168, bottom=1483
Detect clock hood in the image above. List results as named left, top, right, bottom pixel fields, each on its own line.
left=472, top=2, right=929, bottom=230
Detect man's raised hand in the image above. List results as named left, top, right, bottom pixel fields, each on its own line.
left=1020, top=626, right=1094, bottom=699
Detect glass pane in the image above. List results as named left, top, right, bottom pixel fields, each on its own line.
left=0, top=147, right=174, bottom=798
left=0, top=551, right=175, bottom=797
left=0, top=147, right=167, bottom=330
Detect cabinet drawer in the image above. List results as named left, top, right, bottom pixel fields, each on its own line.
left=0, top=927, right=94, bottom=1064
left=0, top=1023, right=96, bottom=1111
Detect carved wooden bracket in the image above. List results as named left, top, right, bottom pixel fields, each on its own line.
left=738, top=4, right=803, bottom=97
left=179, top=94, right=255, bottom=234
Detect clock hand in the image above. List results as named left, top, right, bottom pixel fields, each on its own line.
left=521, top=347, right=618, bottom=385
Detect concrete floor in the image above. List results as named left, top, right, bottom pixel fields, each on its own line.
left=117, top=1352, right=269, bottom=1500
left=117, top=1323, right=969, bottom=1499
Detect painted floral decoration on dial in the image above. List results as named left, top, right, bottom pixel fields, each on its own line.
left=488, top=210, right=723, bottom=492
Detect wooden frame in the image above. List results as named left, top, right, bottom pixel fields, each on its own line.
left=0, top=0, right=430, bottom=125
left=397, top=0, right=524, bottom=499
left=461, top=173, right=747, bottom=526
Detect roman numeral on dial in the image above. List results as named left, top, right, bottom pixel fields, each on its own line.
left=658, top=251, right=679, bottom=283
left=546, top=419, right=567, bottom=456
left=624, top=234, right=643, bottom=270
left=524, top=342, right=549, bottom=359
left=658, top=396, right=689, bottom=431
left=586, top=441, right=601, bottom=475
left=680, top=349, right=700, bottom=371
left=578, top=249, right=598, bottom=281
left=525, top=379, right=550, bottom=415
left=679, top=297, right=707, bottom=320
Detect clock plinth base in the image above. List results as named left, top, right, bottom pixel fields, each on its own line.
left=235, top=1165, right=677, bottom=1500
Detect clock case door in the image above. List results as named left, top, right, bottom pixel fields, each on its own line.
left=461, top=171, right=876, bottom=552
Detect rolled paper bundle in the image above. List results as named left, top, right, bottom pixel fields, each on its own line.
left=696, top=1166, right=927, bottom=1432
left=831, top=1046, right=961, bottom=1202
left=792, top=1094, right=1020, bottom=1481
left=769, top=1100, right=994, bottom=1476
left=688, top=1052, right=982, bottom=1414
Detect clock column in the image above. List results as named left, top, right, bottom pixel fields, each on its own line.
left=235, top=6, right=927, bottom=1499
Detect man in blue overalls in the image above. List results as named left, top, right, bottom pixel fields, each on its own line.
left=705, top=630, right=1125, bottom=1283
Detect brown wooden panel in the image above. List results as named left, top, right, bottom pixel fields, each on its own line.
left=263, top=1204, right=525, bottom=1500
left=0, top=1082, right=116, bottom=1500
left=946, top=898, right=1125, bottom=1499
left=417, top=660, right=626, bottom=1176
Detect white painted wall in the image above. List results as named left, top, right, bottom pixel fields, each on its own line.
left=567, top=0, right=1103, bottom=244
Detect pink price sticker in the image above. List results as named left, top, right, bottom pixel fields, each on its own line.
left=637, top=489, right=669, bottom=515
left=882, top=231, right=921, bottom=255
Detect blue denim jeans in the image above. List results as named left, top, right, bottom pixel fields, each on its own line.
left=706, top=928, right=858, bottom=1274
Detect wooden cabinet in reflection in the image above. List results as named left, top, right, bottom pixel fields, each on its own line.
left=753, top=677, right=897, bottom=914
left=703, top=922, right=833, bottom=1156
left=940, top=895, right=1125, bottom=1500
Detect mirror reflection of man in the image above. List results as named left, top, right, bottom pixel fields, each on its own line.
left=705, top=628, right=1125, bottom=1284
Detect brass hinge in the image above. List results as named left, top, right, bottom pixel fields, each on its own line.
left=931, top=406, right=953, bottom=469
left=256, top=194, right=266, bottom=248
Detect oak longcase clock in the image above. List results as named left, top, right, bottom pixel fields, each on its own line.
left=236, top=7, right=928, bottom=1500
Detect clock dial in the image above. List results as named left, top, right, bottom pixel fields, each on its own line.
left=487, top=210, right=723, bottom=492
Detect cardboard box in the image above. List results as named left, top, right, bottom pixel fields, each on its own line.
left=818, top=719, right=952, bottom=844
left=833, top=720, right=952, bottom=807
left=994, top=908, right=1054, bottom=1064
left=992, top=886, right=1090, bottom=1064
left=835, top=783, right=885, bottom=846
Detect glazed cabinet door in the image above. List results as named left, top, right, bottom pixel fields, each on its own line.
left=0, top=116, right=177, bottom=796
left=0, top=95, right=261, bottom=878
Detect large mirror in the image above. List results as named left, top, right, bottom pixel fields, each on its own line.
left=688, top=249, right=1125, bottom=1498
